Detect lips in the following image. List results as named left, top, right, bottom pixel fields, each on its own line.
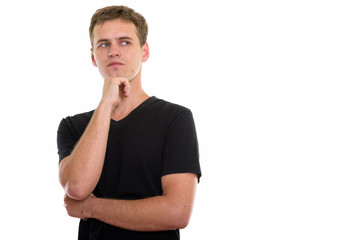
left=107, top=61, right=124, bottom=67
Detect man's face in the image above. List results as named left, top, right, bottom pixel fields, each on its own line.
left=91, top=19, right=149, bottom=80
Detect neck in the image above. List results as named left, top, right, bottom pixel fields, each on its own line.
left=111, top=72, right=149, bottom=121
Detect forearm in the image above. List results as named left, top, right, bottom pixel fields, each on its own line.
left=64, top=174, right=197, bottom=231
left=86, top=196, right=189, bottom=232
left=59, top=103, right=112, bottom=200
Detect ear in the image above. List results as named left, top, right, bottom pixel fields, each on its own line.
left=91, top=48, right=97, bottom=67
left=141, top=42, right=150, bottom=62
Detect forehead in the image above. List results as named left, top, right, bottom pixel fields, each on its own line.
left=93, top=19, right=138, bottom=42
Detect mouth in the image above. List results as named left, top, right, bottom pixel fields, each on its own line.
left=107, top=61, right=124, bottom=67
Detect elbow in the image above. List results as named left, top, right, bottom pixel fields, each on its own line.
left=168, top=205, right=192, bottom=229
left=174, top=213, right=191, bottom=229
left=65, top=182, right=90, bottom=201
left=59, top=171, right=92, bottom=200
left=175, top=218, right=190, bottom=230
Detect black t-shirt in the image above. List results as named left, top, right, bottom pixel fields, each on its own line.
left=57, top=96, right=201, bottom=240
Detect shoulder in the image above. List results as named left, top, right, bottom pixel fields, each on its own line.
left=146, top=97, right=195, bottom=130
left=61, top=110, right=94, bottom=125
left=58, top=110, right=95, bottom=136
left=148, top=97, right=193, bottom=117
left=67, top=109, right=94, bottom=120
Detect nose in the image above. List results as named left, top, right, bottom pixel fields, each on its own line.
left=108, top=45, right=120, bottom=58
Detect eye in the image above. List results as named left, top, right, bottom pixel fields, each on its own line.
left=120, top=41, right=130, bottom=46
left=98, top=42, right=109, bottom=48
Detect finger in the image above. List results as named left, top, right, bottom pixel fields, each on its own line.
left=64, top=194, right=70, bottom=203
left=118, top=78, right=130, bottom=96
left=123, top=84, right=130, bottom=97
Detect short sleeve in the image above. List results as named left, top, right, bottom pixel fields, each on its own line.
left=162, top=109, right=201, bottom=182
left=57, top=118, right=78, bottom=163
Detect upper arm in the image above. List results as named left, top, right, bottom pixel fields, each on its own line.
left=57, top=118, right=76, bottom=190
left=162, top=109, right=201, bottom=181
left=58, top=155, right=70, bottom=189
left=161, top=173, right=198, bottom=228
left=57, top=118, right=78, bottom=163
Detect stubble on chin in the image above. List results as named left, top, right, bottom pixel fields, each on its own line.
left=101, top=64, right=141, bottom=82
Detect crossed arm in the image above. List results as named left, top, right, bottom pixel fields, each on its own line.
left=64, top=173, right=197, bottom=231
left=59, top=77, right=198, bottom=231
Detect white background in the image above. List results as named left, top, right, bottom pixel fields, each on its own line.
left=1, top=0, right=359, bottom=239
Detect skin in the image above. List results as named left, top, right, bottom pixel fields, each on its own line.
left=59, top=19, right=198, bottom=231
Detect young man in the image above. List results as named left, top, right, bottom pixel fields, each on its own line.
left=57, top=5, right=201, bottom=239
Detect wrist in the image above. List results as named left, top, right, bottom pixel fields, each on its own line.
left=83, top=195, right=96, bottom=219
left=98, top=99, right=114, bottom=110
left=96, top=101, right=114, bottom=117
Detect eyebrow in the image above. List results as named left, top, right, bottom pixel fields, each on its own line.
left=96, top=36, right=134, bottom=45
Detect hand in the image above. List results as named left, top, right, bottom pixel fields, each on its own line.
left=64, top=193, right=95, bottom=220
left=101, top=77, right=130, bottom=110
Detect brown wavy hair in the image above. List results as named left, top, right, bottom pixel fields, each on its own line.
left=89, top=5, right=148, bottom=46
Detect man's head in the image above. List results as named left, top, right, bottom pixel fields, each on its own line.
left=89, top=5, right=148, bottom=47
left=89, top=6, right=150, bottom=80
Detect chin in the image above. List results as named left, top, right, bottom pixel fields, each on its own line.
left=100, top=69, right=139, bottom=81
left=102, top=72, right=128, bottom=79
